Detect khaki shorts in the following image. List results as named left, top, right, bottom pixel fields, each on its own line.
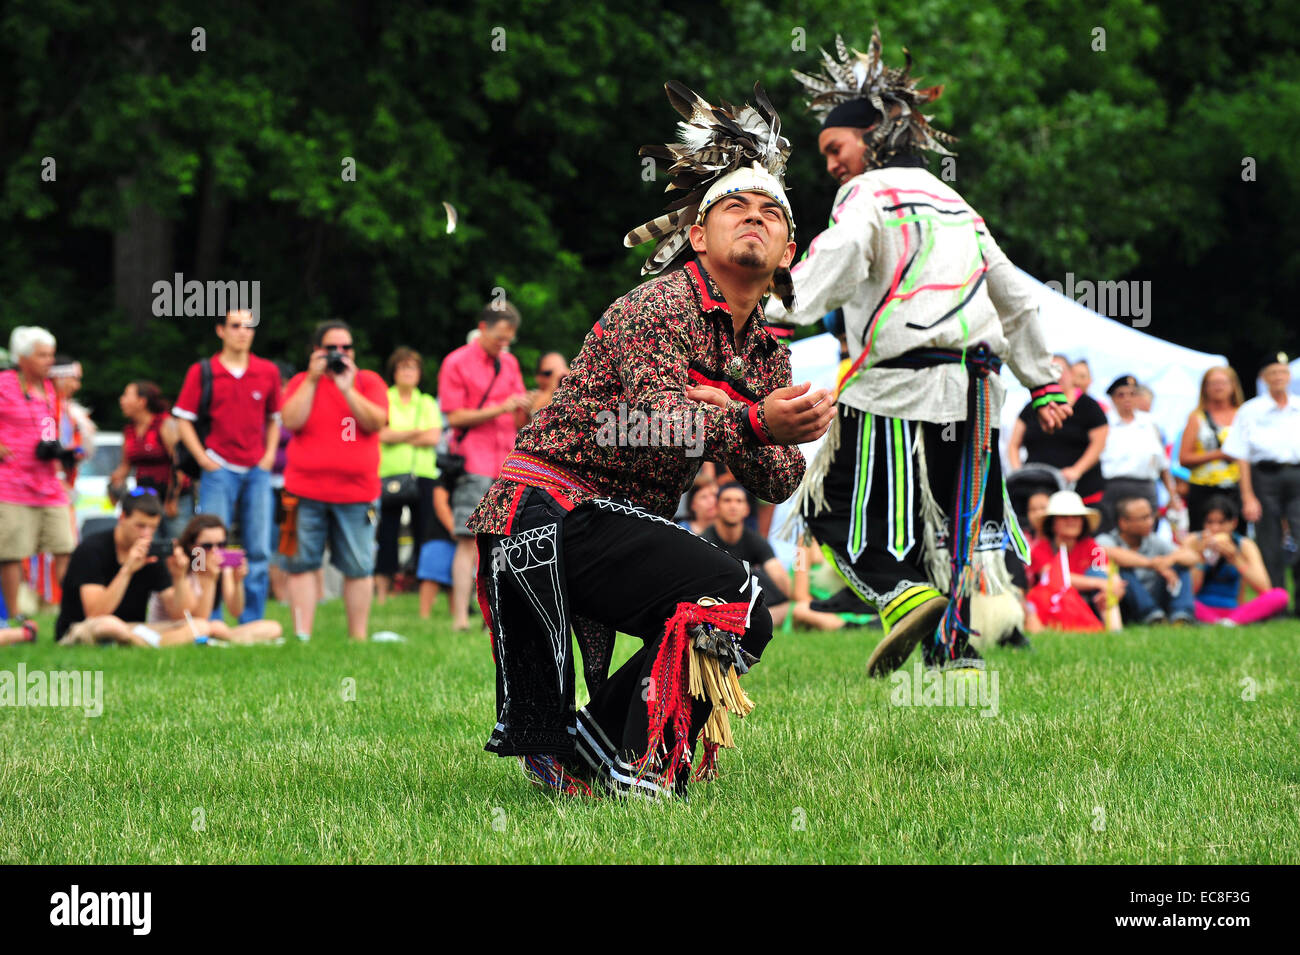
left=451, top=473, right=493, bottom=536
left=0, top=502, right=76, bottom=561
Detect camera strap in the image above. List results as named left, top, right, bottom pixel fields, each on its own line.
left=450, top=358, right=502, bottom=452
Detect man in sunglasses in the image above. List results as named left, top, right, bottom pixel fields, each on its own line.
left=174, top=308, right=282, bottom=626
left=281, top=320, right=389, bottom=641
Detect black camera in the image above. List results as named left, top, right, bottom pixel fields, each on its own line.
left=325, top=347, right=348, bottom=375
left=147, top=537, right=177, bottom=560
left=35, top=440, right=78, bottom=469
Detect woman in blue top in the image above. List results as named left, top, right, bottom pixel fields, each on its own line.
left=1188, top=496, right=1288, bottom=625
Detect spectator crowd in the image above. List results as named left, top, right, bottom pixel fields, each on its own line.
left=1, top=309, right=1296, bottom=647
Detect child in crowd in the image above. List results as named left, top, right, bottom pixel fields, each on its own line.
left=417, top=475, right=456, bottom=619
left=1186, top=496, right=1289, bottom=625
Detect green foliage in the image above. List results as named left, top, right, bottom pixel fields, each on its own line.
left=1, top=0, right=1297, bottom=418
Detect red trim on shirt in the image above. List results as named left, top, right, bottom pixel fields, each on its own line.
left=685, top=260, right=730, bottom=314
left=747, top=403, right=770, bottom=444
left=505, top=483, right=525, bottom=531
left=687, top=368, right=752, bottom=405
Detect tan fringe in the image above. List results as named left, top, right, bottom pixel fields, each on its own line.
left=692, top=648, right=756, bottom=749
left=777, top=411, right=841, bottom=542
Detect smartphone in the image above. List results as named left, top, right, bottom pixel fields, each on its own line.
left=147, top=537, right=176, bottom=560
left=219, top=548, right=245, bottom=568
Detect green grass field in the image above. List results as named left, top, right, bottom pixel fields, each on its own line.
left=3, top=597, right=1298, bottom=864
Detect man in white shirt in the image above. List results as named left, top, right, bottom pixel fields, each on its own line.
left=1222, top=352, right=1300, bottom=610
left=1098, top=374, right=1177, bottom=532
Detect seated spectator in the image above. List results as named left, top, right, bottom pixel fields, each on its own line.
left=1096, top=495, right=1199, bottom=625
left=1098, top=374, right=1178, bottom=532
left=1179, top=365, right=1243, bottom=533
left=376, top=347, right=443, bottom=604
left=147, top=514, right=282, bottom=643
left=0, top=619, right=38, bottom=645
left=1186, top=496, right=1288, bottom=626
left=1006, top=354, right=1109, bottom=507
left=417, top=474, right=456, bottom=620
left=701, top=483, right=846, bottom=630
left=54, top=490, right=218, bottom=647
left=1025, top=490, right=1122, bottom=632
left=531, top=351, right=570, bottom=413
left=677, top=481, right=718, bottom=534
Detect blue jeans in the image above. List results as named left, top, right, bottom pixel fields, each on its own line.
left=284, top=497, right=377, bottom=578
left=198, top=465, right=272, bottom=623
left=1119, top=567, right=1195, bottom=621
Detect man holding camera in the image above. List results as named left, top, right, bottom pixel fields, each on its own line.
left=174, top=309, right=282, bottom=624
left=438, top=301, right=532, bottom=631
left=55, top=490, right=208, bottom=647
left=0, top=326, right=76, bottom=627
left=280, top=320, right=388, bottom=641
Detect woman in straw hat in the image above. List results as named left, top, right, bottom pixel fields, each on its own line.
left=1024, top=491, right=1124, bottom=631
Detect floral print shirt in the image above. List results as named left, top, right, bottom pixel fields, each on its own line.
left=468, top=259, right=806, bottom=535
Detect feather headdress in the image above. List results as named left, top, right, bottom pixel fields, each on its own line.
left=792, top=26, right=955, bottom=163
left=624, top=81, right=794, bottom=279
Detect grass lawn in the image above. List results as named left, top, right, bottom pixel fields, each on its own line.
left=3, top=596, right=1298, bottom=864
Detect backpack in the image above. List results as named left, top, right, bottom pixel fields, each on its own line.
left=173, top=359, right=213, bottom=479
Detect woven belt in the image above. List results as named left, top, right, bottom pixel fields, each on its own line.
left=499, top=452, right=595, bottom=496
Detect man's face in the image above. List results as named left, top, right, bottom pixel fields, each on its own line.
left=19, top=343, right=55, bottom=381
left=691, top=192, right=795, bottom=276
left=217, top=310, right=257, bottom=349
left=1116, top=500, right=1153, bottom=540
left=119, top=511, right=162, bottom=549
left=319, top=327, right=355, bottom=356
left=1111, top=385, right=1137, bottom=415
left=716, top=489, right=749, bottom=526
left=1262, top=362, right=1291, bottom=394
left=817, top=126, right=872, bottom=185
left=477, top=320, right=516, bottom=359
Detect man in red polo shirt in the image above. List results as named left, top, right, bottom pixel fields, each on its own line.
left=281, top=320, right=388, bottom=641
left=437, top=301, right=532, bottom=631
left=174, top=309, right=281, bottom=624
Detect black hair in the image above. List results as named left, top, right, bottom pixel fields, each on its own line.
left=1202, top=494, right=1239, bottom=525
left=312, top=320, right=352, bottom=349
left=1115, top=496, right=1152, bottom=521
left=717, top=481, right=748, bottom=501
left=121, top=492, right=163, bottom=518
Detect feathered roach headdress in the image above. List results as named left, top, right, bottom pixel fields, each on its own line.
left=624, top=81, right=796, bottom=308
left=792, top=26, right=955, bottom=166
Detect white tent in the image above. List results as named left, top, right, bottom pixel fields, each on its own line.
left=770, top=268, right=1228, bottom=563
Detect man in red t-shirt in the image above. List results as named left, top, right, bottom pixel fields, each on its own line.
left=173, top=309, right=281, bottom=624
left=281, top=320, right=388, bottom=641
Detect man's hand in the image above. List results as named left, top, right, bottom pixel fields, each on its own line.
left=1060, top=464, right=1082, bottom=484
left=306, top=348, right=330, bottom=383
left=1242, top=493, right=1262, bottom=523
left=257, top=450, right=276, bottom=472
left=123, top=535, right=154, bottom=576
left=1036, top=401, right=1073, bottom=434
left=686, top=385, right=731, bottom=410
left=331, top=354, right=358, bottom=394
left=763, top=382, right=836, bottom=445
left=1158, top=565, right=1180, bottom=590
left=200, top=453, right=222, bottom=473
left=503, top=393, right=533, bottom=415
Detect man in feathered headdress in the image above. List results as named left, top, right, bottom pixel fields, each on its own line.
left=467, top=82, right=835, bottom=798
left=766, top=27, right=1071, bottom=674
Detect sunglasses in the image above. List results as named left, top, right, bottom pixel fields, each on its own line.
left=195, top=540, right=228, bottom=550
left=127, top=487, right=159, bottom=497
left=325, top=343, right=355, bottom=351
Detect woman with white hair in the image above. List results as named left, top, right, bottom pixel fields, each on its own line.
left=0, top=326, right=75, bottom=629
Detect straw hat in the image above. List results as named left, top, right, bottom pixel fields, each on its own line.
left=1036, top=490, right=1101, bottom=534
